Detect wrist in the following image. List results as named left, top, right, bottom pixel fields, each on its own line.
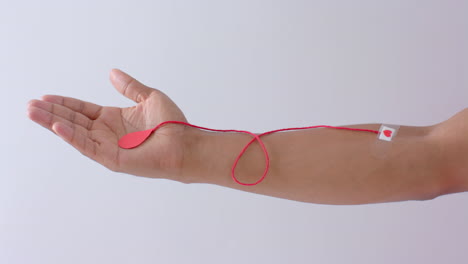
left=181, top=127, right=228, bottom=185
left=181, top=126, right=265, bottom=185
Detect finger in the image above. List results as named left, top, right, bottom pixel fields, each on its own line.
left=27, top=105, right=92, bottom=140
left=28, top=99, right=93, bottom=130
left=41, top=95, right=103, bottom=120
left=28, top=106, right=98, bottom=159
left=52, top=122, right=98, bottom=159
left=110, top=68, right=154, bottom=103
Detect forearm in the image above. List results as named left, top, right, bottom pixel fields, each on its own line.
left=183, top=123, right=444, bottom=205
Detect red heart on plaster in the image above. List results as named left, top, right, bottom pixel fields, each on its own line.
left=383, top=130, right=392, bottom=137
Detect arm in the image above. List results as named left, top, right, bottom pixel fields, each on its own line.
left=27, top=69, right=465, bottom=205
left=183, top=123, right=447, bottom=205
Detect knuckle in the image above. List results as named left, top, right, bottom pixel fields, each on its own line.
left=69, top=110, right=76, bottom=122
left=136, top=91, right=144, bottom=103
left=122, top=78, right=136, bottom=96
left=87, top=119, right=93, bottom=130
left=78, top=101, right=85, bottom=113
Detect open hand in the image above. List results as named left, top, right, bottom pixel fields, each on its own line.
left=27, top=69, right=192, bottom=182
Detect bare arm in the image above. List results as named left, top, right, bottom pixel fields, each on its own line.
left=28, top=69, right=466, bottom=205
left=183, top=123, right=447, bottom=205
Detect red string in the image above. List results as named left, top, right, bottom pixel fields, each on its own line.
left=151, top=121, right=380, bottom=186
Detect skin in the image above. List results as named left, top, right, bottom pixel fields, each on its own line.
left=27, top=69, right=467, bottom=205
left=27, top=69, right=190, bottom=182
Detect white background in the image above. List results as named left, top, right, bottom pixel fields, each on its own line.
left=1, top=0, right=467, bottom=263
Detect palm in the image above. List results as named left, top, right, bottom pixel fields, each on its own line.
left=28, top=69, right=189, bottom=179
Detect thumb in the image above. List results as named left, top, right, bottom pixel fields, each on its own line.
left=110, top=69, right=154, bottom=103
